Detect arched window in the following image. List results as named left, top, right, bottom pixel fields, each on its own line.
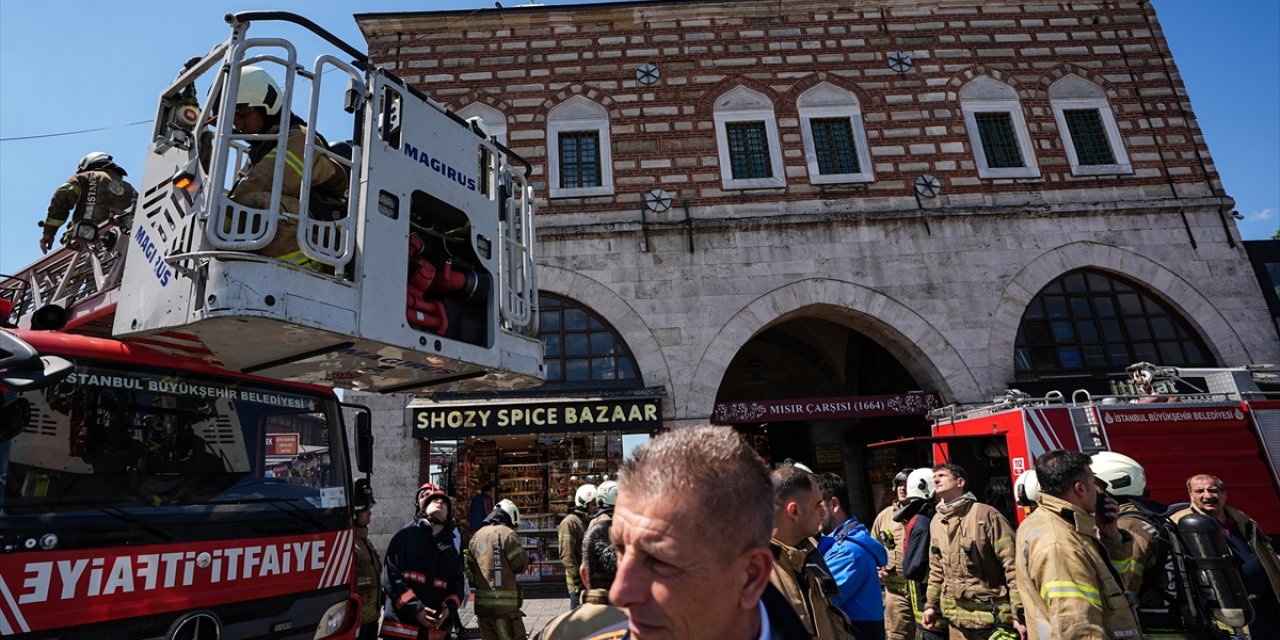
left=455, top=103, right=508, bottom=145
left=714, top=86, right=785, bottom=190
left=960, top=77, right=1039, bottom=179
left=1014, top=270, right=1214, bottom=375
left=539, top=293, right=640, bottom=385
left=797, top=83, right=874, bottom=185
left=546, top=97, right=613, bottom=198
left=1049, top=75, right=1131, bottom=176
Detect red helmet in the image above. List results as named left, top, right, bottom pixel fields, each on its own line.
left=416, top=483, right=451, bottom=511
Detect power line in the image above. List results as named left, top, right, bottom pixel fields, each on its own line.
left=0, top=119, right=151, bottom=143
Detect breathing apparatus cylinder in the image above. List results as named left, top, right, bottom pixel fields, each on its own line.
left=1176, top=512, right=1253, bottom=632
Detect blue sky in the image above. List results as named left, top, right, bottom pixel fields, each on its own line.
left=2, top=1, right=1277, bottom=276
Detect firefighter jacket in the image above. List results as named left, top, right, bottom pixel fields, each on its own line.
left=354, top=523, right=384, bottom=626
left=468, top=522, right=530, bottom=617
left=43, top=168, right=137, bottom=238
left=1015, top=493, right=1142, bottom=640
left=380, top=519, right=466, bottom=640
left=872, top=503, right=908, bottom=596
left=924, top=492, right=1021, bottom=630
left=228, top=122, right=347, bottom=268
left=821, top=517, right=888, bottom=623
left=535, top=588, right=627, bottom=640
left=1114, top=501, right=1168, bottom=608
left=769, top=537, right=856, bottom=640
left=1171, top=503, right=1280, bottom=610
left=557, top=509, right=590, bottom=595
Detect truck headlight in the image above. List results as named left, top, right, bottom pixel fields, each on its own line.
left=313, top=600, right=350, bottom=639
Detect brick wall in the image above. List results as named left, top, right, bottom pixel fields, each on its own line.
left=358, top=0, right=1224, bottom=217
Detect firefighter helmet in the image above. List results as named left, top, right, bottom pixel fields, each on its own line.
left=905, top=468, right=934, bottom=500
left=574, top=484, right=597, bottom=509
left=353, top=478, right=376, bottom=512
left=1015, top=470, right=1040, bottom=507
left=596, top=480, right=619, bottom=508
left=416, top=482, right=450, bottom=511
left=893, top=468, right=913, bottom=487
left=1090, top=451, right=1146, bottom=497
left=77, top=152, right=113, bottom=173
left=497, top=498, right=520, bottom=526
left=235, top=66, right=282, bottom=116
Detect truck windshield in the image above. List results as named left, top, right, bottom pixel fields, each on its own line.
left=0, top=359, right=347, bottom=514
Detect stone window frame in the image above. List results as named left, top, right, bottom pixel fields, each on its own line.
left=960, top=77, right=1040, bottom=179
left=796, top=83, right=874, bottom=185
left=455, top=103, right=508, bottom=146
left=714, top=86, right=786, bottom=190
left=1049, top=76, right=1133, bottom=176
left=546, top=96, right=614, bottom=198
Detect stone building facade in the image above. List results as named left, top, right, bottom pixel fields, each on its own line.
left=350, top=0, right=1279, bottom=528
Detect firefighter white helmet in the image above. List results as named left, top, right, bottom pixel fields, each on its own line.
left=235, top=66, right=282, bottom=116
left=596, top=480, right=619, bottom=508
left=77, top=152, right=113, bottom=172
left=1015, top=470, right=1040, bottom=507
left=497, top=498, right=520, bottom=526
left=905, top=468, right=934, bottom=501
left=574, top=484, right=598, bottom=509
left=1090, top=451, right=1146, bottom=497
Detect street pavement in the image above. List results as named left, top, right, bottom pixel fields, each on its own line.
left=453, top=585, right=575, bottom=638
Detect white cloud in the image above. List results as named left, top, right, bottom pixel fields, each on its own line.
left=1248, top=208, right=1275, bottom=222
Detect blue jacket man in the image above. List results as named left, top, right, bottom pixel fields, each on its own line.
left=818, top=473, right=889, bottom=639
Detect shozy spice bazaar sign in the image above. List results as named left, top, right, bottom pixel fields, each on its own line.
left=411, top=397, right=662, bottom=437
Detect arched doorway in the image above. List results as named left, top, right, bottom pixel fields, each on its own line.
left=714, top=317, right=933, bottom=521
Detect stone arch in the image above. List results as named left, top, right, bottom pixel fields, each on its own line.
left=533, top=84, right=619, bottom=123
left=944, top=65, right=1033, bottom=102
left=1035, top=63, right=1119, bottom=100
left=536, top=264, right=674, bottom=411
left=449, top=90, right=508, bottom=114
left=780, top=74, right=875, bottom=115
left=694, top=76, right=781, bottom=117
left=986, top=241, right=1252, bottom=391
left=685, top=278, right=982, bottom=419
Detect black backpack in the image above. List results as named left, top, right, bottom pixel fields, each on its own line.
left=1118, top=504, right=1224, bottom=638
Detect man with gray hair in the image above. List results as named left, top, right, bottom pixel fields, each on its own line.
left=599, top=425, right=808, bottom=639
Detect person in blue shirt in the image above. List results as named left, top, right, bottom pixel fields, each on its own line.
left=818, top=472, right=888, bottom=640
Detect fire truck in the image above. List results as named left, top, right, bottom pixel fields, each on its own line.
left=921, top=363, right=1280, bottom=532
left=0, top=11, right=543, bottom=639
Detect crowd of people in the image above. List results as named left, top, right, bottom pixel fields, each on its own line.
left=350, top=425, right=1280, bottom=640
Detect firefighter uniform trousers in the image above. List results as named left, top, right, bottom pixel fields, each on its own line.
left=468, top=523, right=530, bottom=640
left=872, top=505, right=916, bottom=640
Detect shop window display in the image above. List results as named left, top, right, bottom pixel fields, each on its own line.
left=427, top=432, right=626, bottom=584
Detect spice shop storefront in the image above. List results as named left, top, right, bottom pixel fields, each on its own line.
left=407, top=393, right=662, bottom=585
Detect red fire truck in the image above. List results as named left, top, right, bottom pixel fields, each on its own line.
left=1, top=9, right=542, bottom=639
left=919, top=363, right=1280, bottom=533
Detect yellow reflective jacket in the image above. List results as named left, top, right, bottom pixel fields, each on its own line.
left=1016, top=493, right=1142, bottom=640
left=925, top=493, right=1020, bottom=630
left=467, top=522, right=530, bottom=617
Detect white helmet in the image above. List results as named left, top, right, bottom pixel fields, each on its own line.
left=905, top=468, right=934, bottom=501
left=1090, top=451, right=1146, bottom=497
left=574, top=484, right=598, bottom=509
left=1015, top=470, right=1040, bottom=507
left=596, top=480, right=619, bottom=508
left=78, top=151, right=113, bottom=173
left=497, top=498, right=520, bottom=526
left=235, top=66, right=282, bottom=116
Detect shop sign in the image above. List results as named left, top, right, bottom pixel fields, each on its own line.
left=411, top=397, right=662, bottom=437
left=712, top=392, right=942, bottom=424
left=1095, top=405, right=1247, bottom=429
left=265, top=433, right=299, bottom=456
